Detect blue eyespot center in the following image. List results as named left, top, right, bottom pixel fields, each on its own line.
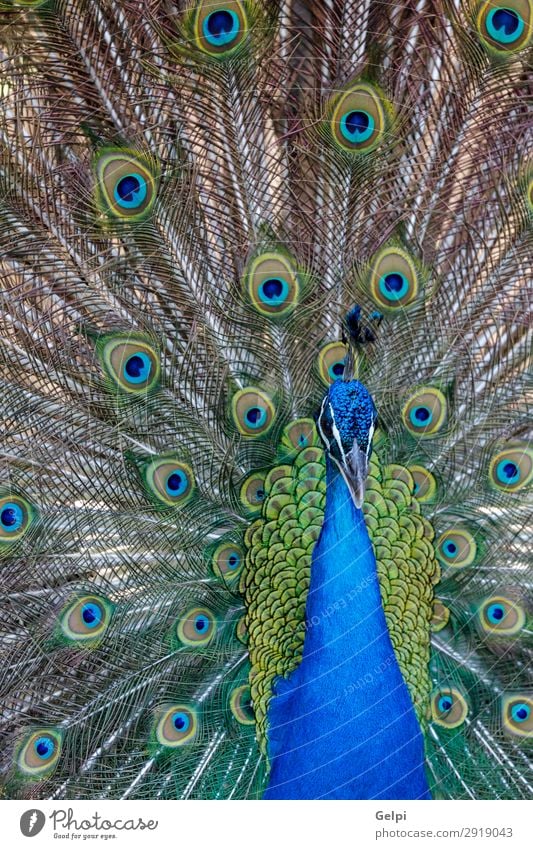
left=410, top=405, right=432, bottom=427
left=172, top=711, right=190, bottom=732
left=379, top=272, right=410, bottom=301
left=340, top=109, right=375, bottom=144
left=166, top=470, right=189, bottom=497
left=258, top=276, right=290, bottom=307
left=124, top=352, right=152, bottom=384
left=486, top=8, right=525, bottom=43
left=114, top=173, right=148, bottom=209
left=497, top=459, right=520, bottom=484
left=1, top=502, right=24, bottom=532
left=81, top=602, right=103, bottom=628
left=194, top=615, right=209, bottom=633
left=511, top=703, right=530, bottom=723
left=35, top=736, right=55, bottom=760
left=443, top=541, right=457, bottom=556
left=245, top=406, right=267, bottom=429
left=227, top=551, right=240, bottom=570
left=256, top=489, right=265, bottom=500
left=204, top=9, right=240, bottom=46
left=438, top=696, right=453, bottom=713
left=487, top=603, right=505, bottom=623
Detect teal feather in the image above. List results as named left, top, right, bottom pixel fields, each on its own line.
left=0, top=0, right=531, bottom=799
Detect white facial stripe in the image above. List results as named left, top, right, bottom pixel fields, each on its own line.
left=366, top=421, right=375, bottom=458
left=329, top=402, right=347, bottom=465
left=316, top=397, right=331, bottom=453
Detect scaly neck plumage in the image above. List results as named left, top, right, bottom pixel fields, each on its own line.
left=264, top=458, right=431, bottom=799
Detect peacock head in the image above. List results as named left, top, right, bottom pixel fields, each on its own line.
left=316, top=379, right=377, bottom=508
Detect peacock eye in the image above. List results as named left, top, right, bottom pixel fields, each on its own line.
left=17, top=729, right=62, bottom=777
left=435, top=528, right=477, bottom=569
left=194, top=2, right=248, bottom=55
left=489, top=443, right=532, bottom=492
left=94, top=149, right=157, bottom=220
left=502, top=695, right=532, bottom=737
left=479, top=596, right=525, bottom=635
left=156, top=705, right=197, bottom=747
left=476, top=1, right=532, bottom=53
left=143, top=457, right=195, bottom=507
left=330, top=82, right=389, bottom=154
left=0, top=493, right=36, bottom=546
left=177, top=607, right=216, bottom=646
left=59, top=595, right=113, bottom=642
left=282, top=419, right=318, bottom=453
left=402, top=387, right=447, bottom=437
left=431, top=688, right=468, bottom=728
left=99, top=337, right=160, bottom=394
left=231, top=387, right=275, bottom=437
left=229, top=685, right=255, bottom=725
left=239, top=470, right=267, bottom=514
left=365, top=245, right=423, bottom=312
left=317, top=342, right=349, bottom=386
left=212, top=541, right=244, bottom=589
left=244, top=252, right=301, bottom=318
left=407, top=465, right=438, bottom=503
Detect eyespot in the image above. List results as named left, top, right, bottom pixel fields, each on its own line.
left=281, top=419, right=318, bottom=453
left=489, top=444, right=532, bottom=492
left=194, top=1, right=248, bottom=55
left=435, top=528, right=477, bottom=569
left=99, top=336, right=160, bottom=394
left=239, top=471, right=267, bottom=515
left=479, top=596, right=526, bottom=636
left=143, top=457, right=195, bottom=507
left=177, top=607, right=216, bottom=647
left=156, top=705, right=198, bottom=747
left=330, top=82, right=389, bottom=154
left=236, top=616, right=248, bottom=644
left=94, top=149, right=157, bottom=220
left=17, top=729, right=62, bottom=777
left=317, top=342, right=349, bottom=385
left=367, top=247, right=422, bottom=311
left=0, top=493, right=36, bottom=545
left=476, top=2, right=532, bottom=54
left=229, top=685, right=255, bottom=725
left=431, top=688, right=468, bottom=728
left=59, top=595, right=113, bottom=642
left=244, top=252, right=301, bottom=318
left=408, top=465, right=438, bottom=503
left=431, top=600, right=450, bottom=632
left=231, top=387, right=275, bottom=437
left=402, top=387, right=447, bottom=437
left=212, top=542, right=244, bottom=587
left=502, top=695, right=532, bottom=737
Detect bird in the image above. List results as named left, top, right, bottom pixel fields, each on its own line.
left=0, top=0, right=531, bottom=801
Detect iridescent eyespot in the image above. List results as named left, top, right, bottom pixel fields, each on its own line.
left=59, top=595, right=113, bottom=642
left=476, top=2, right=532, bottom=54
left=143, top=457, right=195, bottom=507
left=431, top=600, right=450, bottom=632
left=235, top=616, right=248, bottom=644
left=212, top=542, right=244, bottom=587
left=502, top=695, right=532, bottom=737
left=330, top=82, right=390, bottom=154
left=239, top=470, right=267, bottom=515
left=317, top=342, right=349, bottom=386
left=229, top=685, right=255, bottom=725
left=408, top=465, right=438, bottom=503
left=479, top=596, right=526, bottom=636
left=94, top=149, right=157, bottom=220
left=98, top=336, right=160, bottom=394
left=0, top=493, right=36, bottom=546
left=194, top=1, right=248, bottom=55
left=435, top=528, right=477, bottom=569
left=177, top=607, right=216, bottom=647
left=17, top=729, right=62, bottom=777
left=231, top=387, right=275, bottom=437
left=489, top=444, right=532, bottom=492
left=431, top=688, right=468, bottom=728
left=402, top=387, right=447, bottom=437
left=156, top=705, right=198, bottom=747
left=244, top=252, right=301, bottom=318
left=281, top=419, right=318, bottom=454
left=366, top=247, right=423, bottom=312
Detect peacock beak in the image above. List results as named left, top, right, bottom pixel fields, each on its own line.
left=337, top=443, right=369, bottom=509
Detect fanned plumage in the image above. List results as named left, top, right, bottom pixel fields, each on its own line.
left=0, top=0, right=531, bottom=800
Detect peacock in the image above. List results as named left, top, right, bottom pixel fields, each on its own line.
left=0, top=0, right=531, bottom=801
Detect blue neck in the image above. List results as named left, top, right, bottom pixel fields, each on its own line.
left=264, top=459, right=430, bottom=799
